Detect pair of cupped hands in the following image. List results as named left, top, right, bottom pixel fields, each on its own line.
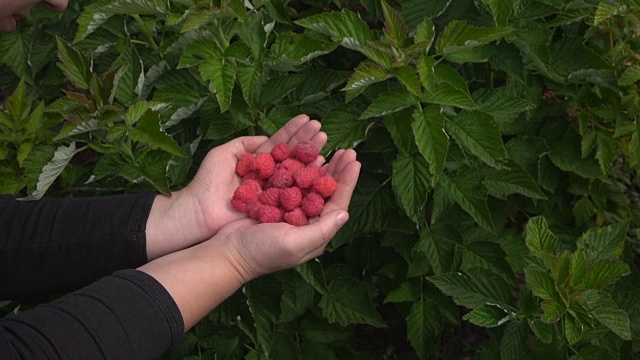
left=146, top=115, right=361, bottom=284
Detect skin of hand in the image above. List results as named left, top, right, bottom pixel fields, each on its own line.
left=139, top=147, right=360, bottom=330
left=0, top=0, right=68, bottom=32
left=145, top=114, right=329, bottom=260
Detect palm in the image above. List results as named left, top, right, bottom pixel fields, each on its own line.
left=185, top=115, right=329, bottom=240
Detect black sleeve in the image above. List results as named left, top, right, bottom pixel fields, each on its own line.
left=0, top=269, right=185, bottom=360
left=0, top=193, right=157, bottom=300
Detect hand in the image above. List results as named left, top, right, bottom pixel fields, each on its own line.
left=212, top=148, right=361, bottom=283
left=146, top=115, right=328, bottom=259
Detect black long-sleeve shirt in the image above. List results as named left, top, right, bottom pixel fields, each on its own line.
left=0, top=194, right=185, bottom=359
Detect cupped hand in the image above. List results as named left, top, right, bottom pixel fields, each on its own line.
left=212, top=149, right=361, bottom=283
left=146, top=115, right=328, bottom=259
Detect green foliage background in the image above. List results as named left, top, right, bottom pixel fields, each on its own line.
left=1, top=0, right=640, bottom=358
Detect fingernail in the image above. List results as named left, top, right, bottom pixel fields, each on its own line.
left=336, top=211, right=349, bottom=227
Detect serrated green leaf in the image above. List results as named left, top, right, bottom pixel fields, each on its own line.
left=595, top=131, right=616, bottom=175
left=423, top=82, right=477, bottom=109
left=630, top=120, right=640, bottom=169
left=22, top=143, right=78, bottom=201
left=384, top=280, right=421, bottom=303
left=401, top=0, right=452, bottom=30
left=463, top=304, right=511, bottom=328
left=508, top=25, right=551, bottom=77
left=322, top=102, right=370, bottom=151
left=414, top=18, right=435, bottom=50
left=525, top=216, right=558, bottom=257
left=6, top=79, right=27, bottom=122
left=500, top=320, right=528, bottom=360
left=130, top=111, right=184, bottom=156
left=269, top=33, right=337, bottom=68
left=584, top=290, right=632, bottom=340
left=392, top=152, right=431, bottom=222
left=244, top=278, right=279, bottom=354
left=412, top=106, right=448, bottom=183
left=541, top=299, right=565, bottom=323
left=199, top=54, right=236, bottom=112
left=381, top=0, right=408, bottom=48
left=571, top=249, right=587, bottom=287
left=564, top=315, right=583, bottom=345
left=259, top=74, right=305, bottom=108
left=576, top=222, right=628, bottom=262
left=594, top=1, right=625, bottom=25
left=56, top=37, right=91, bottom=90
left=300, top=316, right=351, bottom=344
left=414, top=225, right=456, bottom=275
left=295, top=10, right=374, bottom=49
left=583, top=259, right=630, bottom=289
left=427, top=269, right=512, bottom=308
left=384, top=108, right=415, bottom=154
left=278, top=271, right=316, bottom=322
left=484, top=164, right=547, bottom=199
left=481, top=0, right=512, bottom=26
left=525, top=268, right=560, bottom=300
left=477, top=87, right=535, bottom=121
left=74, top=11, right=111, bottom=43
left=435, top=20, right=510, bottom=55
left=417, top=56, right=436, bottom=92
left=440, top=173, right=495, bottom=233
left=343, top=61, right=390, bottom=102
left=96, top=0, right=167, bottom=14
left=618, top=65, right=640, bottom=86
left=528, top=319, right=553, bottom=344
left=391, top=67, right=422, bottom=97
left=406, top=300, right=440, bottom=359
left=446, top=111, right=507, bottom=168
left=319, top=277, right=386, bottom=328
left=237, top=63, right=262, bottom=105
left=360, top=90, right=417, bottom=119
left=139, top=150, right=171, bottom=194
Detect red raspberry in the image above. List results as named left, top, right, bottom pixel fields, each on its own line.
left=312, top=176, right=337, bottom=198
left=251, top=152, right=276, bottom=179
left=294, top=166, right=321, bottom=188
left=267, top=168, right=294, bottom=188
left=281, top=158, right=305, bottom=172
left=284, top=208, right=308, bottom=226
left=231, top=198, right=247, bottom=212
left=243, top=171, right=266, bottom=188
left=259, top=188, right=281, bottom=207
left=301, top=192, right=324, bottom=217
left=280, top=187, right=302, bottom=211
left=232, top=184, right=258, bottom=202
left=236, top=153, right=254, bottom=176
left=294, top=140, right=319, bottom=164
left=271, top=143, right=292, bottom=163
left=242, top=179, right=263, bottom=193
left=246, top=199, right=261, bottom=219
left=258, top=205, right=283, bottom=223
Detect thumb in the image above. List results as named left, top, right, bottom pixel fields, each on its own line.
left=292, top=210, right=349, bottom=250
left=231, top=136, right=269, bottom=157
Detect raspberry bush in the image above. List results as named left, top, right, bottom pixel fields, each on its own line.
left=1, top=0, right=640, bottom=358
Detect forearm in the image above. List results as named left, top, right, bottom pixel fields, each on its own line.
left=138, top=236, right=245, bottom=330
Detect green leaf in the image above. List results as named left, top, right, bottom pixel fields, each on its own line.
left=412, top=106, right=449, bottom=183
left=582, top=259, right=630, bottom=289
left=22, top=102, right=45, bottom=139
left=406, top=300, right=440, bottom=359
left=384, top=280, right=421, bottom=303
left=476, top=87, right=536, bottom=121
left=584, top=290, right=632, bottom=340
left=0, top=31, right=30, bottom=79
left=483, top=164, right=547, bottom=200
left=139, top=150, right=171, bottom=194
left=481, top=0, right=512, bottom=26
left=360, top=90, right=417, bottom=119
left=417, top=56, right=436, bottom=92
left=564, top=315, right=583, bottom=345
left=199, top=54, right=236, bottom=112
left=322, top=102, right=370, bottom=151
left=74, top=10, right=111, bottom=43
left=414, top=18, right=435, bottom=50
left=576, top=222, right=628, bottom=262
left=463, top=304, right=512, bottom=328
left=384, top=108, right=415, bottom=154
left=381, top=0, right=408, bottom=48
left=594, top=1, right=625, bottom=25
left=435, top=20, right=510, bottom=55
left=618, top=65, right=640, bottom=86
left=427, top=269, right=512, bottom=308
left=96, top=0, right=167, bottom=14
left=524, top=268, right=560, bottom=301
left=6, top=79, right=27, bottom=121
left=319, top=277, right=386, bottom=328
left=423, top=82, right=477, bottom=109
left=237, top=63, right=263, bottom=105
left=259, top=74, right=305, bottom=108
left=278, top=271, right=316, bottom=322
left=525, top=216, right=558, bottom=257
left=440, top=173, right=495, bottom=233
left=507, top=25, right=552, bottom=77
left=300, top=341, right=337, bottom=360
left=342, top=61, right=390, bottom=102
left=130, top=111, right=184, bottom=156
left=56, top=37, right=91, bottom=90
left=22, top=143, right=78, bottom=201
left=269, top=33, right=337, bottom=68
left=528, top=319, right=553, bottom=344
left=595, top=131, right=616, bottom=175
left=571, top=249, right=588, bottom=287
left=541, top=299, right=565, bottom=324
left=401, top=0, right=451, bottom=30
left=295, top=10, right=374, bottom=49
left=391, top=67, right=422, bottom=97
left=446, top=111, right=507, bottom=169
left=392, top=152, right=431, bottom=222
left=500, top=320, right=529, bottom=360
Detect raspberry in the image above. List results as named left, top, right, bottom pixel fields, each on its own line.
left=267, top=168, right=294, bottom=188
left=284, top=208, right=308, bottom=226
left=242, top=179, right=263, bottom=193
left=236, top=153, right=254, bottom=177
left=231, top=198, right=247, bottom=212
left=258, top=205, right=283, bottom=223
left=232, top=184, right=258, bottom=202
left=259, top=188, right=281, bottom=207
left=271, top=143, right=292, bottom=163
left=243, top=171, right=266, bottom=188
left=246, top=199, right=261, bottom=219
left=312, top=176, right=337, bottom=198
left=281, top=158, right=305, bottom=172
left=301, top=192, right=324, bottom=217
left=294, top=140, right=319, bottom=164
left=280, top=187, right=302, bottom=211
left=294, top=166, right=320, bottom=189
left=251, top=152, right=276, bottom=179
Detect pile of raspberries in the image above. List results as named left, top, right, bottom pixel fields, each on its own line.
left=231, top=141, right=337, bottom=226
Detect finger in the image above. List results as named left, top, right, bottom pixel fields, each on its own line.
left=312, top=155, right=326, bottom=168
left=234, top=136, right=269, bottom=157
left=0, top=17, right=16, bottom=32
left=256, top=114, right=310, bottom=153
left=287, top=121, right=322, bottom=148
left=289, top=210, right=349, bottom=254
left=329, top=149, right=357, bottom=178
left=325, top=149, right=345, bottom=175
left=323, top=161, right=361, bottom=213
